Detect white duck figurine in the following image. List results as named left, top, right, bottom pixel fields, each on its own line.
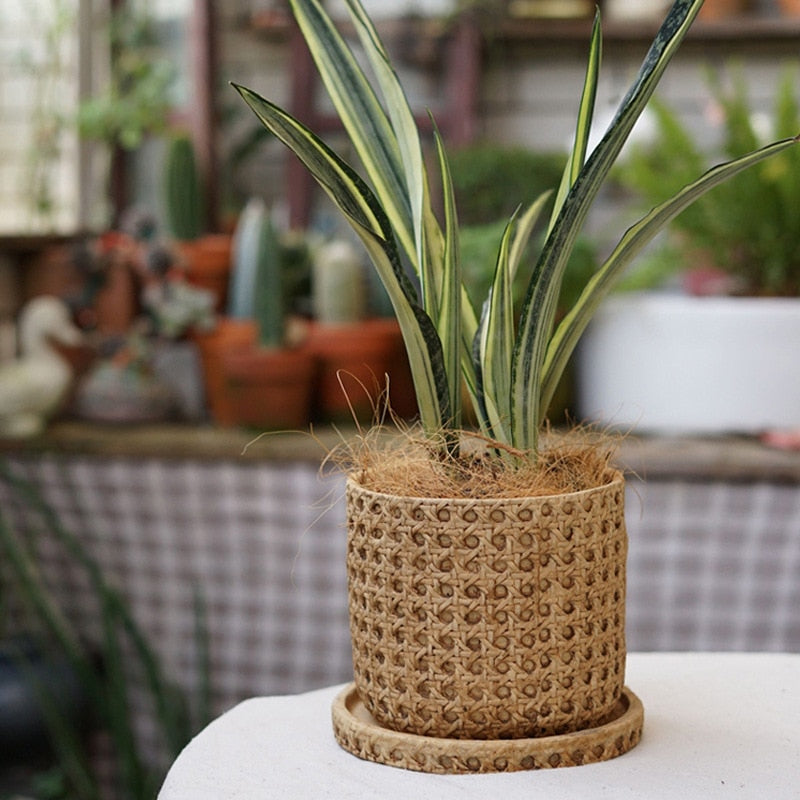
left=0, top=296, right=83, bottom=438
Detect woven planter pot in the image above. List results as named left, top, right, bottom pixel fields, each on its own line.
left=344, top=471, right=628, bottom=741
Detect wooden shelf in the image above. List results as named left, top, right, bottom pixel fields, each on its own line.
left=492, top=15, right=800, bottom=43
left=0, top=234, right=86, bottom=256
left=249, top=11, right=800, bottom=45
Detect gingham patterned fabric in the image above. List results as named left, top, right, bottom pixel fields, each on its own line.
left=625, top=478, right=800, bottom=652
left=0, top=454, right=353, bottom=774
left=1, top=454, right=799, bottom=775
left=0, top=455, right=354, bottom=706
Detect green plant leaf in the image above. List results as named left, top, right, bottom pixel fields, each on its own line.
left=233, top=83, right=450, bottom=432
left=340, top=0, right=430, bottom=275
left=509, top=192, right=552, bottom=283
left=548, top=9, right=602, bottom=233
left=100, top=597, right=149, bottom=799
left=476, top=214, right=518, bottom=442
left=430, top=210, right=484, bottom=432
left=540, top=134, right=800, bottom=415
left=358, top=225, right=452, bottom=434
left=432, top=125, right=462, bottom=429
left=474, top=192, right=550, bottom=441
left=288, top=0, right=417, bottom=265
left=512, top=0, right=705, bottom=452
left=311, top=0, right=459, bottom=375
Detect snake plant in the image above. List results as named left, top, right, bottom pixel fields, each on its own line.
left=234, top=0, right=798, bottom=458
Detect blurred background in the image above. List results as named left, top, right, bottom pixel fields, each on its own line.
left=0, top=2, right=799, bottom=798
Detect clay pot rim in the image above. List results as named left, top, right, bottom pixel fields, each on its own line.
left=221, top=345, right=316, bottom=377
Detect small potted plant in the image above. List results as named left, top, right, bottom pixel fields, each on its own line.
left=219, top=199, right=316, bottom=430
left=304, top=237, right=417, bottom=422
left=164, top=132, right=233, bottom=313
left=578, top=64, right=800, bottom=435
left=234, top=0, right=797, bottom=773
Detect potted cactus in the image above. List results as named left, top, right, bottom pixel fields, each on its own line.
left=234, top=0, right=798, bottom=773
left=164, top=132, right=232, bottom=311
left=305, top=237, right=417, bottom=422
left=218, top=199, right=316, bottom=430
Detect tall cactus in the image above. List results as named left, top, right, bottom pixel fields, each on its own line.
left=230, top=198, right=285, bottom=348
left=254, top=209, right=284, bottom=348
left=164, top=133, right=204, bottom=241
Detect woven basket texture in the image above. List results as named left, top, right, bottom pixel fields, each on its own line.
left=345, top=471, right=627, bottom=740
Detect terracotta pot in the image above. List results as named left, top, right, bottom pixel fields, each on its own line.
left=93, top=259, right=138, bottom=336
left=178, top=234, right=233, bottom=313
left=192, top=317, right=258, bottom=424
left=698, top=0, right=750, bottom=20
left=344, top=471, right=628, bottom=741
left=220, top=347, right=316, bottom=430
left=305, top=319, right=417, bottom=423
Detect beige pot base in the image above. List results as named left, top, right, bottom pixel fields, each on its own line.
left=332, top=683, right=644, bottom=774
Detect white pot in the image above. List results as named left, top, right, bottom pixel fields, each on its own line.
left=603, top=0, right=672, bottom=21
left=576, top=293, right=800, bottom=435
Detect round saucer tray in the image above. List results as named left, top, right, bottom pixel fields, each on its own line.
left=331, top=683, right=644, bottom=774
left=345, top=472, right=628, bottom=740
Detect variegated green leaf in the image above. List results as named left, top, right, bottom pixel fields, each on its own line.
left=421, top=188, right=489, bottom=433
left=509, top=191, right=552, bottom=281
left=233, top=83, right=450, bottom=433
left=512, top=0, right=705, bottom=452
left=432, top=125, right=462, bottom=429
left=540, top=134, right=800, bottom=417
left=461, top=194, right=550, bottom=439
left=428, top=207, right=483, bottom=427
left=459, top=286, right=485, bottom=433
left=341, top=0, right=429, bottom=277
left=476, top=215, right=517, bottom=442
left=357, top=231, right=451, bottom=435
left=235, top=85, right=383, bottom=245
left=288, top=0, right=417, bottom=263
left=548, top=10, right=602, bottom=233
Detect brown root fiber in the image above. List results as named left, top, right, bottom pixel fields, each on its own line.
left=327, top=425, right=621, bottom=500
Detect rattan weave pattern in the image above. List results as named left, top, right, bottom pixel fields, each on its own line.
left=346, top=472, right=627, bottom=740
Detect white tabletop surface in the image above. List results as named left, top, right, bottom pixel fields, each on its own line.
left=159, top=652, right=800, bottom=799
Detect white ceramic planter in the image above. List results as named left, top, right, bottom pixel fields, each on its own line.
left=576, top=293, right=800, bottom=435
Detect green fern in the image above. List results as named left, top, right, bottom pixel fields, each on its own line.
left=617, top=64, right=800, bottom=296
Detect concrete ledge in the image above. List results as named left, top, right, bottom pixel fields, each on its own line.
left=1, top=422, right=798, bottom=483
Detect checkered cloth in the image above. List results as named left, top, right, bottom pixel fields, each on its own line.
left=0, top=454, right=353, bottom=775
left=625, top=477, right=800, bottom=653
left=2, top=454, right=799, bottom=780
